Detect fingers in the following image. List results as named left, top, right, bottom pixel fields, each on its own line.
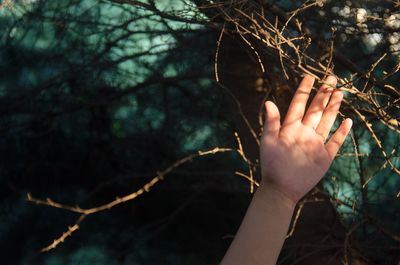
left=283, top=75, right=315, bottom=126
left=263, top=101, right=281, bottom=138
left=315, top=90, right=343, bottom=140
left=325, top=118, right=353, bottom=160
left=302, top=76, right=337, bottom=129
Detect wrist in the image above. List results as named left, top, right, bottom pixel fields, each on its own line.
left=256, top=183, right=297, bottom=211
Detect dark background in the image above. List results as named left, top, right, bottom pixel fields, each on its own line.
left=0, top=0, right=399, bottom=264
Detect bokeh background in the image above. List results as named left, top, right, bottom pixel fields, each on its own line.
left=1, top=0, right=399, bottom=264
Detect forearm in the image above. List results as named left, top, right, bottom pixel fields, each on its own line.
left=220, top=184, right=295, bottom=265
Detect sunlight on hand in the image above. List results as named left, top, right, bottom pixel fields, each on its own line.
left=260, top=75, right=352, bottom=203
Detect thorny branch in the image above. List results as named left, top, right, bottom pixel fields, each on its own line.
left=21, top=0, right=400, bottom=261
left=213, top=0, right=400, bottom=193
left=210, top=1, right=400, bottom=262
left=27, top=147, right=236, bottom=251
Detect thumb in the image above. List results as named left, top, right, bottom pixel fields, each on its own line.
left=263, top=101, right=281, bottom=138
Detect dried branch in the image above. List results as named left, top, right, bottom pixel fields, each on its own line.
left=27, top=147, right=233, bottom=251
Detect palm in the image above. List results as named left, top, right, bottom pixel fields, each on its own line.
left=260, top=75, right=352, bottom=203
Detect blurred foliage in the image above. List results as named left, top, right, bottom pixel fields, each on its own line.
left=0, top=0, right=399, bottom=264
left=0, top=0, right=243, bottom=264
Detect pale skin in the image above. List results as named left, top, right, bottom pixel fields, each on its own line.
left=220, top=75, right=353, bottom=265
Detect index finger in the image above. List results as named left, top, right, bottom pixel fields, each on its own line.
left=283, top=75, right=315, bottom=126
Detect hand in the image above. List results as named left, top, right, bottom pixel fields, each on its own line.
left=260, top=75, right=352, bottom=204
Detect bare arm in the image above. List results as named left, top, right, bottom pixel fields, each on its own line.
left=221, top=75, right=352, bottom=265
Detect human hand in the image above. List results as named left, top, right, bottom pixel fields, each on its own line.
left=260, top=75, right=352, bottom=204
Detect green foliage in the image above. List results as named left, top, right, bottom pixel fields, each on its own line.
left=0, top=1, right=240, bottom=264
left=1, top=0, right=399, bottom=264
